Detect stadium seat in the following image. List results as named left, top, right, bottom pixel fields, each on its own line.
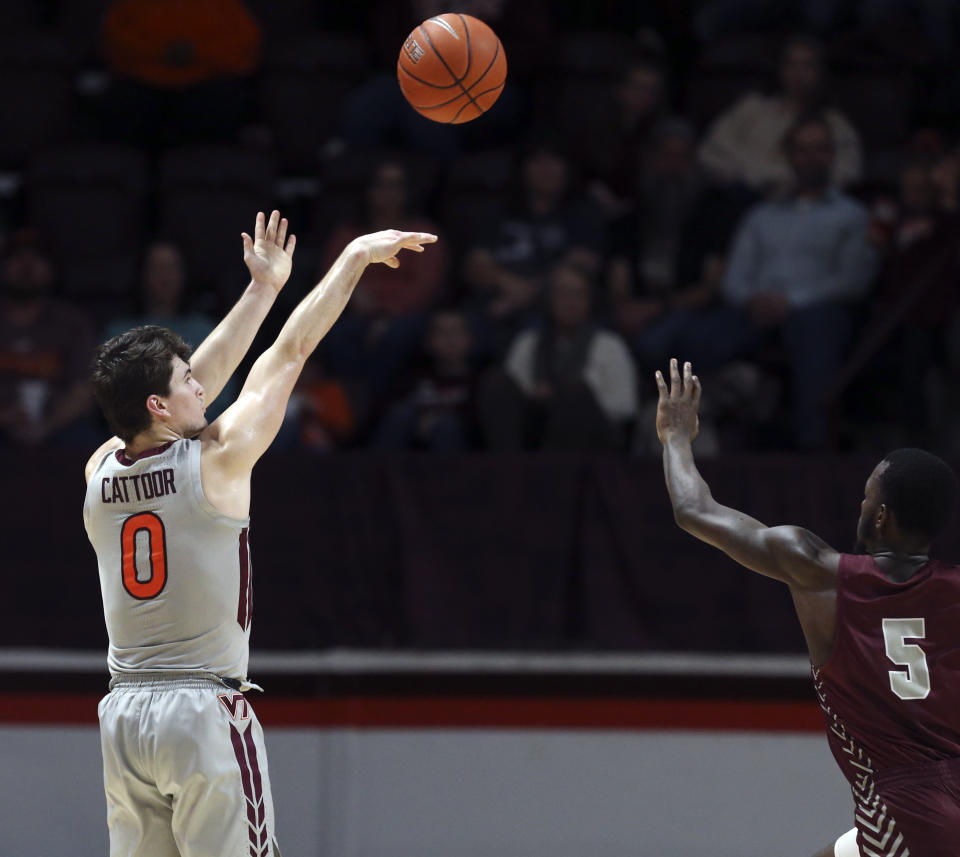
left=27, top=144, right=149, bottom=306
left=257, top=34, right=370, bottom=173
left=158, top=146, right=278, bottom=307
left=0, top=36, right=81, bottom=168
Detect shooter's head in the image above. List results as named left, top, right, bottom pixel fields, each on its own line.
left=91, top=325, right=205, bottom=443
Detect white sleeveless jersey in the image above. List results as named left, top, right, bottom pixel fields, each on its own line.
left=84, top=438, right=253, bottom=680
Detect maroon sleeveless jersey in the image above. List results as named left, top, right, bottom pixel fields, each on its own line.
left=815, top=553, right=960, bottom=856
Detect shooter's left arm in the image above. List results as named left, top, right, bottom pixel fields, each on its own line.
left=190, top=210, right=296, bottom=405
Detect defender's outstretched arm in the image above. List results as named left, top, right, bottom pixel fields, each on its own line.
left=656, top=359, right=839, bottom=590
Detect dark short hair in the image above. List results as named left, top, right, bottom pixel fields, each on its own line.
left=91, top=325, right=191, bottom=442
left=879, top=448, right=958, bottom=545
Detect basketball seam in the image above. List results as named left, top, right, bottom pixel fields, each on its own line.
left=457, top=13, right=503, bottom=96
left=450, top=81, right=505, bottom=121
left=418, top=20, right=482, bottom=118
left=406, top=78, right=504, bottom=111
left=449, top=33, right=502, bottom=120
left=398, top=62, right=462, bottom=91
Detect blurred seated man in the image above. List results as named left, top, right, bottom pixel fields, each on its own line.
left=281, top=356, right=357, bottom=453
left=857, top=155, right=960, bottom=445
left=480, top=263, right=637, bottom=451
left=463, top=138, right=605, bottom=354
left=605, top=118, right=753, bottom=372
left=568, top=46, right=671, bottom=222
left=373, top=307, right=480, bottom=451
left=698, top=34, right=862, bottom=193
left=0, top=230, right=96, bottom=447
left=104, top=240, right=236, bottom=419
left=100, top=0, right=262, bottom=148
left=717, top=113, right=878, bottom=449
left=320, top=156, right=447, bottom=399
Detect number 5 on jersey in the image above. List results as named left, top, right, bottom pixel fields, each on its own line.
left=882, top=617, right=931, bottom=700
left=121, top=512, right=168, bottom=599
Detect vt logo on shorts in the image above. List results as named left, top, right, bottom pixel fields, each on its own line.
left=220, top=693, right=270, bottom=856
left=218, top=691, right=251, bottom=722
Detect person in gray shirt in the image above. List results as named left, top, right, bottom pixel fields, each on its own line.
left=718, top=113, right=878, bottom=449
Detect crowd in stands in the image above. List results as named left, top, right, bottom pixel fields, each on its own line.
left=1, top=0, right=960, bottom=456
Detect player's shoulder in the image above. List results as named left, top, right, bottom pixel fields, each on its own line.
left=769, top=525, right=841, bottom=586
left=84, top=437, right=124, bottom=483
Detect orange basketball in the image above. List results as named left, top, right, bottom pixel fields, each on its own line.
left=397, top=13, right=507, bottom=124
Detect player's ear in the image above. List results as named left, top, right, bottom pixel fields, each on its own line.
left=146, top=395, right=167, bottom=419
left=876, top=503, right=888, bottom=532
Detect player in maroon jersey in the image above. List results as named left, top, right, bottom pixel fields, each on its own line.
left=656, top=358, right=960, bottom=857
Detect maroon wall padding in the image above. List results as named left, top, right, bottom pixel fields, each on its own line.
left=6, top=450, right=945, bottom=653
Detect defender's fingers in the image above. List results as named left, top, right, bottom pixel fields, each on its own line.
left=254, top=211, right=265, bottom=241
left=669, top=358, right=681, bottom=395
left=691, top=375, right=702, bottom=409
left=265, top=210, right=280, bottom=241
left=277, top=217, right=288, bottom=247
left=285, top=233, right=296, bottom=257
left=654, top=370, right=668, bottom=400
left=241, top=232, right=252, bottom=252
left=683, top=361, right=693, bottom=396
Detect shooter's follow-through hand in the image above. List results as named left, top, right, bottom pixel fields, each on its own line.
left=350, top=230, right=438, bottom=269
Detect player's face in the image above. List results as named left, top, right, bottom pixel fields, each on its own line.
left=855, top=462, right=888, bottom=553
left=163, top=355, right=206, bottom=437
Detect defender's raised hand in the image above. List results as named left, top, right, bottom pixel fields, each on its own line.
left=351, top=229, right=438, bottom=269
left=241, top=210, right=297, bottom=292
left=655, top=358, right=701, bottom=444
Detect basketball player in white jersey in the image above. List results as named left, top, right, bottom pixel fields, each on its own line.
left=84, top=210, right=436, bottom=857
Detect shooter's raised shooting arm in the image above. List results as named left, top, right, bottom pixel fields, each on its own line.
left=189, top=210, right=296, bottom=405
left=209, top=229, right=436, bottom=475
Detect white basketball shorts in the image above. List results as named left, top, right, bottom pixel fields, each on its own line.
left=98, top=672, right=279, bottom=857
left=835, top=827, right=860, bottom=857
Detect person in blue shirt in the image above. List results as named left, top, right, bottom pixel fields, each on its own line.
left=719, top=113, right=877, bottom=449
left=648, top=113, right=877, bottom=451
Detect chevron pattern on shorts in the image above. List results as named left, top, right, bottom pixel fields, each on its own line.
left=811, top=668, right=910, bottom=857
left=229, top=722, right=270, bottom=857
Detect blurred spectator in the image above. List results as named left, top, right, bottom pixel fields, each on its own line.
left=569, top=48, right=671, bottom=221
left=283, top=357, right=357, bottom=453
left=698, top=34, right=862, bottom=192
left=100, top=0, right=262, bottom=149
left=720, top=114, right=878, bottom=449
left=463, top=138, right=604, bottom=351
left=479, top=263, right=638, bottom=451
left=373, top=308, right=480, bottom=451
left=103, top=240, right=236, bottom=419
left=320, top=156, right=447, bottom=398
left=605, top=118, right=752, bottom=374
left=856, top=155, right=960, bottom=444
left=0, top=230, right=96, bottom=447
